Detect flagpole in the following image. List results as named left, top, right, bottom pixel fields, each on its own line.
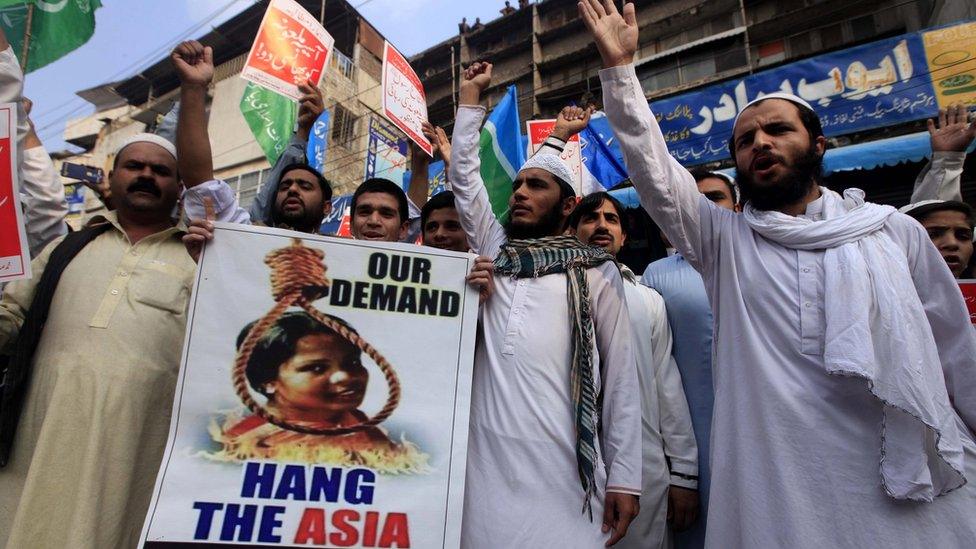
left=319, top=0, right=325, bottom=26
left=20, top=3, right=34, bottom=69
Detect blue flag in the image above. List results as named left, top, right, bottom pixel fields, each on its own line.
left=580, top=112, right=628, bottom=190
left=306, top=110, right=331, bottom=175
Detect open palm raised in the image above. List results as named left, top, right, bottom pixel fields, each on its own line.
left=578, top=0, right=639, bottom=68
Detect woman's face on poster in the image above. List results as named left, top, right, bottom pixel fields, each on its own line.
left=266, top=333, right=368, bottom=417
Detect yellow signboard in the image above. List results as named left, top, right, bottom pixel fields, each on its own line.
left=922, top=21, right=976, bottom=108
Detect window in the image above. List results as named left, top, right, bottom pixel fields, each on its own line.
left=638, top=60, right=679, bottom=94
left=820, top=24, right=844, bottom=50
left=715, top=47, right=748, bottom=72
left=331, top=104, right=357, bottom=146
left=332, top=49, right=355, bottom=80
left=681, top=56, right=715, bottom=83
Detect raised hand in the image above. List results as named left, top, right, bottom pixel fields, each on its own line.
left=552, top=105, right=593, bottom=141
left=296, top=79, right=325, bottom=140
left=171, top=40, right=214, bottom=88
left=928, top=104, right=976, bottom=153
left=578, top=0, right=638, bottom=68
left=459, top=61, right=493, bottom=106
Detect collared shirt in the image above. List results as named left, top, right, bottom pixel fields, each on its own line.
left=601, top=63, right=976, bottom=548
left=0, top=212, right=195, bottom=548
left=450, top=104, right=641, bottom=548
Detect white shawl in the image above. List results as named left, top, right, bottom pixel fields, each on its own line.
left=744, top=187, right=967, bottom=501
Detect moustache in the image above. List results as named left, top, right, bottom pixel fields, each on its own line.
left=127, top=178, right=161, bottom=197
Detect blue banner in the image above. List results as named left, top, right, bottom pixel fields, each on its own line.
left=652, top=31, right=939, bottom=165
left=306, top=110, right=330, bottom=174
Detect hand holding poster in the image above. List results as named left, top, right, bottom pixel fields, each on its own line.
left=139, top=224, right=478, bottom=547
left=0, top=102, right=30, bottom=283
left=242, top=0, right=335, bottom=101
left=526, top=119, right=585, bottom=195
left=381, top=42, right=433, bottom=157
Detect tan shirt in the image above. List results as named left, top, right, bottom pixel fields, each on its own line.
left=0, top=212, right=195, bottom=549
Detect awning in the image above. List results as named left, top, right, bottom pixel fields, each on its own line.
left=610, top=131, right=975, bottom=207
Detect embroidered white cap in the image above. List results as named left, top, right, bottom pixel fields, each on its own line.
left=520, top=153, right=576, bottom=196
left=732, top=92, right=816, bottom=131
left=115, top=132, right=177, bottom=160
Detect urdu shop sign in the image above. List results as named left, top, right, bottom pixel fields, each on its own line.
left=651, top=20, right=976, bottom=165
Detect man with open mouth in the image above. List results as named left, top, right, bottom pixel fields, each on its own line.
left=583, top=1, right=976, bottom=547
left=569, top=191, right=699, bottom=549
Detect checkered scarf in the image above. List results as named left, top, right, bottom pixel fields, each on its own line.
left=493, top=235, right=615, bottom=519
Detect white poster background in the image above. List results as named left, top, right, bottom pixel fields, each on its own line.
left=0, top=102, right=30, bottom=282
left=139, top=224, right=478, bottom=548
left=381, top=42, right=432, bottom=156
left=525, top=119, right=585, bottom=196
left=241, top=0, right=335, bottom=101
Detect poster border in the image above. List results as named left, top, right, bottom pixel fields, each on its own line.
left=141, top=223, right=478, bottom=548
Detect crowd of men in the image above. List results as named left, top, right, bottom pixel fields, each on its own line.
left=1, top=0, right=976, bottom=546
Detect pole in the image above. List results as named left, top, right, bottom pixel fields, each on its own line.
left=20, top=3, right=34, bottom=70
left=738, top=0, right=753, bottom=74
left=319, top=0, right=325, bottom=26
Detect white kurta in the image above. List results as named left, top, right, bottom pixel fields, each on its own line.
left=449, top=105, right=642, bottom=548
left=601, top=63, right=976, bottom=548
left=617, top=269, right=697, bottom=549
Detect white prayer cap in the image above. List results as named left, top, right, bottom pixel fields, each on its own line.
left=899, top=199, right=973, bottom=224
left=520, top=153, right=576, bottom=196
left=706, top=170, right=740, bottom=205
left=732, top=92, right=816, bottom=132
left=115, top=132, right=177, bottom=160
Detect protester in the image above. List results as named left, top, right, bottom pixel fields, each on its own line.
left=899, top=105, right=975, bottom=279
left=569, top=191, right=699, bottom=548
left=450, top=60, right=641, bottom=548
left=0, top=28, right=68, bottom=264
left=641, top=168, right=739, bottom=549
left=19, top=99, right=69, bottom=257
left=0, top=132, right=195, bottom=548
left=910, top=104, right=974, bottom=204
left=899, top=200, right=974, bottom=279
left=420, top=191, right=469, bottom=252
left=582, top=2, right=976, bottom=547
left=349, top=177, right=411, bottom=241
left=403, top=121, right=452, bottom=242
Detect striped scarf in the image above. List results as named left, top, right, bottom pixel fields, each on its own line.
left=493, top=235, right=615, bottom=519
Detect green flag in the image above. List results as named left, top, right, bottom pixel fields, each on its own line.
left=478, top=85, right=525, bottom=219
left=0, top=0, right=102, bottom=73
left=240, top=81, right=297, bottom=165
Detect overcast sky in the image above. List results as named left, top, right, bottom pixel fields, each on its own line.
left=22, top=0, right=511, bottom=151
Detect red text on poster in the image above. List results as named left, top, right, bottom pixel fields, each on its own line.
left=242, top=0, right=335, bottom=101
left=381, top=42, right=432, bottom=156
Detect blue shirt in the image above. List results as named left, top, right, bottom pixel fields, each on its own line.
left=642, top=254, right=713, bottom=549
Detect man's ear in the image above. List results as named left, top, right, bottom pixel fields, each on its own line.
left=323, top=200, right=333, bottom=216
left=398, top=220, right=410, bottom=241
left=814, top=135, right=827, bottom=157
left=561, top=196, right=577, bottom=217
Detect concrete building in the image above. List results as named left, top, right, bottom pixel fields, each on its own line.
left=412, top=0, right=942, bottom=132
left=56, top=0, right=393, bottom=223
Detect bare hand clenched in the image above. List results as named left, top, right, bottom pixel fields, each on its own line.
left=171, top=40, right=214, bottom=88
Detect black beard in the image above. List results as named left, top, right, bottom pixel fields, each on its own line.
left=738, top=145, right=823, bottom=211
left=503, top=203, right=566, bottom=240
left=272, top=202, right=323, bottom=233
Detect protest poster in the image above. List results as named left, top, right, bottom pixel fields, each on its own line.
left=242, top=0, right=335, bottom=101
left=139, top=224, right=478, bottom=548
left=0, top=102, right=30, bottom=283
left=960, top=279, right=976, bottom=325
left=364, top=116, right=409, bottom=188
left=307, top=109, right=331, bottom=175
left=525, top=119, right=585, bottom=195
left=381, top=41, right=432, bottom=156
